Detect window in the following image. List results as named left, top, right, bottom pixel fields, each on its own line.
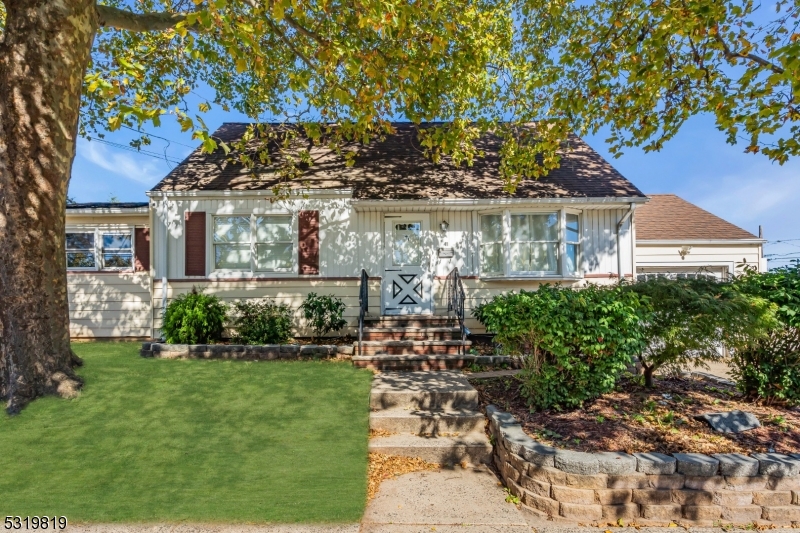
left=255, top=215, right=293, bottom=271
left=213, top=214, right=295, bottom=272
left=213, top=216, right=251, bottom=270
left=565, top=213, right=580, bottom=274
left=479, top=210, right=581, bottom=277
left=66, top=233, right=96, bottom=268
left=392, top=222, right=422, bottom=266
left=480, top=215, right=503, bottom=275
left=102, top=233, right=133, bottom=268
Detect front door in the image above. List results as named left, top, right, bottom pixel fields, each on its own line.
left=383, top=214, right=432, bottom=315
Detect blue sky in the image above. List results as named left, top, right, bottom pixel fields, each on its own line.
left=70, top=112, right=800, bottom=268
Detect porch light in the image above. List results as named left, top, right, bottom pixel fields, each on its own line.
left=440, top=220, right=449, bottom=232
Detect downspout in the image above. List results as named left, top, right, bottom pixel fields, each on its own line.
left=616, top=203, right=636, bottom=281
left=160, top=193, right=168, bottom=341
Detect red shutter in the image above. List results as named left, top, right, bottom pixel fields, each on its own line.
left=134, top=227, right=150, bottom=272
left=298, top=210, right=319, bottom=275
left=185, top=211, right=206, bottom=277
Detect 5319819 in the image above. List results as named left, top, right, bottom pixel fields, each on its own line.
left=4, top=517, right=67, bottom=530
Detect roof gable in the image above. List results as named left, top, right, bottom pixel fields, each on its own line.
left=151, top=122, right=645, bottom=200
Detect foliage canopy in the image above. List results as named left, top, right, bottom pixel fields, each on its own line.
left=162, top=288, right=227, bottom=344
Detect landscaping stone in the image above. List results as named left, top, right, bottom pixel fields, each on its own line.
left=523, top=491, right=559, bottom=516
left=551, top=485, right=595, bottom=504
left=712, top=490, right=753, bottom=506
left=794, top=490, right=799, bottom=505
left=721, top=505, right=763, bottom=523
left=671, top=489, right=714, bottom=506
left=337, top=345, right=354, bottom=356
left=684, top=475, right=727, bottom=490
left=648, top=475, right=685, bottom=489
left=601, top=503, right=640, bottom=520
left=673, top=453, right=719, bottom=476
left=521, top=440, right=558, bottom=467
left=527, top=465, right=568, bottom=486
left=725, top=475, right=769, bottom=491
left=519, top=474, right=551, bottom=497
left=594, top=488, right=632, bottom=505
left=595, top=452, right=637, bottom=475
left=486, top=404, right=519, bottom=428
left=554, top=450, right=599, bottom=475
left=752, top=490, right=793, bottom=506
left=606, top=473, right=649, bottom=489
left=634, top=452, right=676, bottom=475
left=559, top=502, right=602, bottom=521
left=762, top=506, right=800, bottom=522
left=713, top=453, right=760, bottom=477
left=632, top=489, right=672, bottom=505
left=499, top=424, right=539, bottom=459
left=683, top=505, right=722, bottom=521
left=753, top=453, right=800, bottom=477
left=768, top=475, right=800, bottom=490
left=695, top=410, right=761, bottom=433
left=640, top=504, right=682, bottom=520
left=565, top=472, right=607, bottom=490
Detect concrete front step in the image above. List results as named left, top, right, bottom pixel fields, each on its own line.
left=370, top=406, right=486, bottom=435
left=361, top=327, right=462, bottom=341
left=354, top=354, right=476, bottom=370
left=370, top=371, right=479, bottom=410
left=364, top=315, right=456, bottom=328
left=369, top=433, right=492, bottom=466
left=355, top=340, right=471, bottom=356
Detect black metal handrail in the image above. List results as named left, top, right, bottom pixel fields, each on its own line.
left=358, top=269, right=369, bottom=356
left=444, top=267, right=467, bottom=355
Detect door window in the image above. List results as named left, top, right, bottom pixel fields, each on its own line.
left=392, top=222, right=422, bottom=266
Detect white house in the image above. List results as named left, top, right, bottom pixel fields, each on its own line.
left=65, top=123, right=765, bottom=341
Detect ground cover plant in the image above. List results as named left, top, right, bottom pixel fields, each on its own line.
left=472, top=374, right=800, bottom=455
left=162, top=289, right=227, bottom=344
left=231, top=299, right=294, bottom=345
left=474, top=285, right=647, bottom=410
left=0, top=342, right=372, bottom=522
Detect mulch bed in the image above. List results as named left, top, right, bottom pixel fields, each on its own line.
left=471, top=375, right=800, bottom=455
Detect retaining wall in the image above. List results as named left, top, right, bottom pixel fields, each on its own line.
left=487, top=405, right=800, bottom=526
left=140, top=342, right=351, bottom=360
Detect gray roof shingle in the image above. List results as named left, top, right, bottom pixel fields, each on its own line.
left=151, top=122, right=645, bottom=200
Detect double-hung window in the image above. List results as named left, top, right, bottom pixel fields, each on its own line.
left=213, top=214, right=295, bottom=273
left=102, top=233, right=133, bottom=268
left=479, top=209, right=581, bottom=277
left=66, top=232, right=96, bottom=269
left=66, top=229, right=134, bottom=270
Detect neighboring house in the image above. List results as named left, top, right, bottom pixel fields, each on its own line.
left=65, top=202, right=151, bottom=339
left=634, top=194, right=766, bottom=280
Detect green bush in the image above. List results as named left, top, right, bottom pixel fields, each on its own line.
left=474, top=285, right=648, bottom=410
left=231, top=300, right=294, bottom=344
left=300, top=293, right=348, bottom=342
left=162, top=288, right=227, bottom=344
left=731, top=265, right=800, bottom=404
left=622, top=277, right=776, bottom=388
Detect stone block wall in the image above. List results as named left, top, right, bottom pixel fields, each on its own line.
left=140, top=342, right=352, bottom=360
left=487, top=405, right=800, bottom=526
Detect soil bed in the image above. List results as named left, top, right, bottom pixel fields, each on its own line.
left=471, top=374, right=800, bottom=455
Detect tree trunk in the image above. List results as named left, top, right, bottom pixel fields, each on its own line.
left=0, top=0, right=97, bottom=413
left=643, top=364, right=655, bottom=388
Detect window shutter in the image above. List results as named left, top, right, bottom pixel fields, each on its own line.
left=185, top=211, right=206, bottom=276
left=298, top=210, right=319, bottom=275
left=134, top=227, right=150, bottom=272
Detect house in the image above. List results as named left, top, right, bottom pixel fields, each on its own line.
left=634, top=194, right=766, bottom=280
left=64, top=123, right=764, bottom=342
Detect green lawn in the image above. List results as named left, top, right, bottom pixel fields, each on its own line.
left=0, top=343, right=373, bottom=523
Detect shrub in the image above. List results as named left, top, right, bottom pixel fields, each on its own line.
left=162, top=288, right=227, bottom=344
left=300, top=293, right=348, bottom=342
left=231, top=300, right=294, bottom=345
left=623, top=277, right=776, bottom=388
left=474, top=285, right=648, bottom=410
left=731, top=265, right=800, bottom=404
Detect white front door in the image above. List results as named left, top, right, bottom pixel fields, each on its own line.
left=383, top=214, right=432, bottom=315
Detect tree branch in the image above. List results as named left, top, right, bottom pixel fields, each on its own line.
left=713, top=30, right=784, bottom=75
left=96, top=5, right=187, bottom=32
left=265, top=18, right=314, bottom=69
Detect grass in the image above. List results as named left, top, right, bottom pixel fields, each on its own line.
left=0, top=343, right=373, bottom=523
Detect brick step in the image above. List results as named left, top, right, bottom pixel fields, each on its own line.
left=364, top=315, right=456, bottom=328
left=353, top=354, right=476, bottom=371
left=369, top=433, right=492, bottom=466
left=355, top=340, right=471, bottom=356
left=370, top=371, right=479, bottom=410
left=370, top=406, right=485, bottom=435
left=361, top=327, right=461, bottom=341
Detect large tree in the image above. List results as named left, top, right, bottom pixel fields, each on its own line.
left=0, top=0, right=797, bottom=413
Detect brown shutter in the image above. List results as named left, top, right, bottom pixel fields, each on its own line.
left=185, top=211, right=206, bottom=276
left=134, top=227, right=150, bottom=272
left=298, top=210, right=319, bottom=275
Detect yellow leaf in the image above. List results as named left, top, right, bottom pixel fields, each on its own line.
left=236, top=58, right=247, bottom=73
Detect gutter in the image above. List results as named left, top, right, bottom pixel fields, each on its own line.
left=617, top=203, right=636, bottom=280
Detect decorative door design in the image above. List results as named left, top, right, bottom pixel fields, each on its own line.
left=383, top=215, right=432, bottom=315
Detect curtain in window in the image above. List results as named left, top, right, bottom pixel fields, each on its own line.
left=509, top=213, right=558, bottom=272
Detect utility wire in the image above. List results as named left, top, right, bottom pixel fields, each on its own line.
left=90, top=138, right=183, bottom=165
left=121, top=125, right=197, bottom=149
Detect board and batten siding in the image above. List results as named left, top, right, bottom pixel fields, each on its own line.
left=635, top=242, right=764, bottom=277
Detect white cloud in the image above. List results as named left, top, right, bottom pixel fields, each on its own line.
left=79, top=140, right=165, bottom=185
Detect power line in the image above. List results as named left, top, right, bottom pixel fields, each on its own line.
left=89, top=138, right=183, bottom=165
left=121, top=126, right=197, bottom=149
left=765, top=238, right=800, bottom=245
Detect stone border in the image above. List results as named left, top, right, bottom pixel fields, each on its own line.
left=140, top=342, right=352, bottom=360
left=487, top=404, right=800, bottom=526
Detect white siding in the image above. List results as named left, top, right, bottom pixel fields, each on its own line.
left=635, top=242, right=763, bottom=277
left=68, top=272, right=152, bottom=339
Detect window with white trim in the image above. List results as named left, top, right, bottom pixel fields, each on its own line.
left=102, top=233, right=133, bottom=269
left=213, top=214, right=295, bottom=272
left=479, top=209, right=581, bottom=277
left=66, top=232, right=96, bottom=269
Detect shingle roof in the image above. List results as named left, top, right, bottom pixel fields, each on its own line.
left=66, top=202, right=148, bottom=209
left=151, top=122, right=645, bottom=200
left=636, top=194, right=757, bottom=240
